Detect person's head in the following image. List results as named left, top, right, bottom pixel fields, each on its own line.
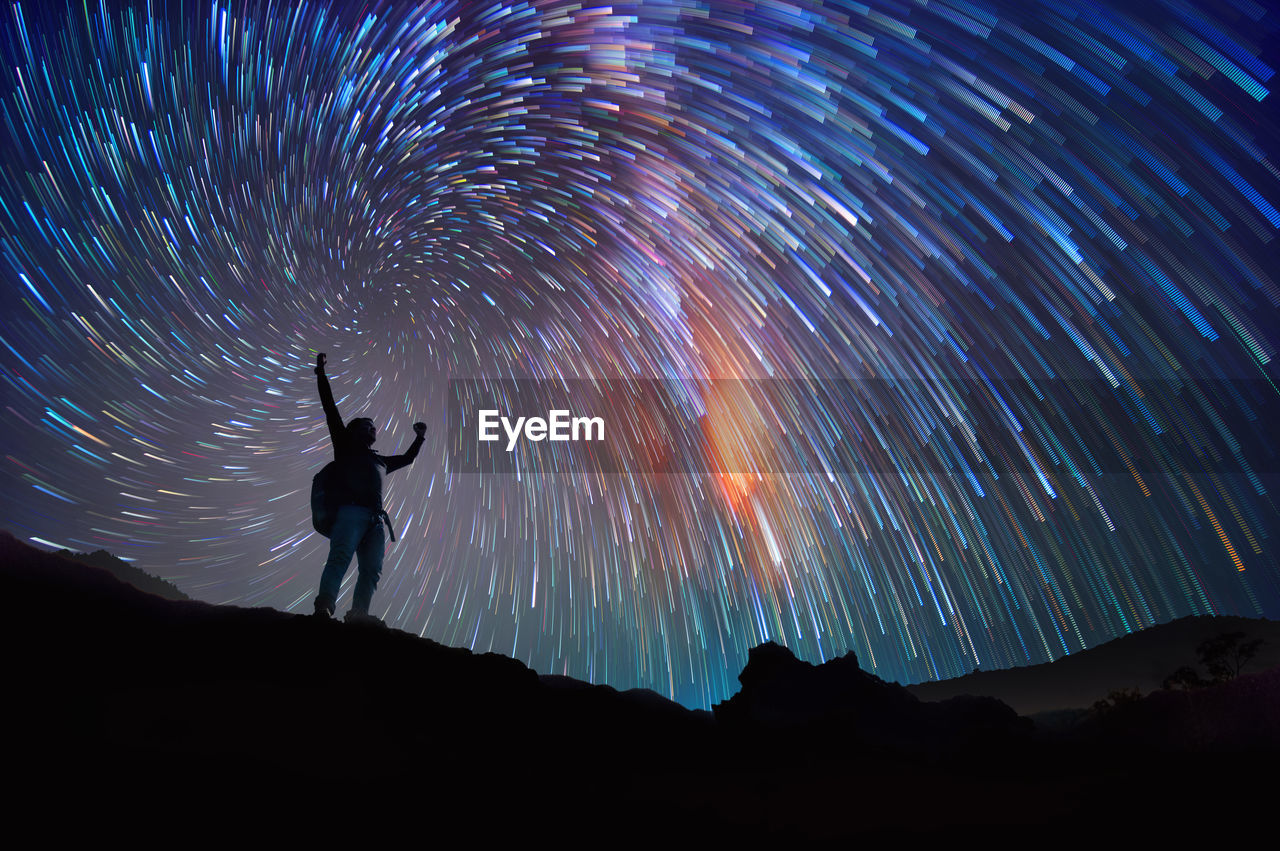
left=348, top=417, right=376, bottom=446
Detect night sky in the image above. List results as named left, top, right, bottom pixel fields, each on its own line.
left=2, top=0, right=1279, bottom=708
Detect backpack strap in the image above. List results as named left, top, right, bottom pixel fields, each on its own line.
left=377, top=509, right=397, bottom=542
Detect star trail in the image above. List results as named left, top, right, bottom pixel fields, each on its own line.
left=2, top=0, right=1279, bottom=707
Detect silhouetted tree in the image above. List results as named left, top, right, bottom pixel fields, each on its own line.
left=1092, top=687, right=1142, bottom=716
left=1162, top=665, right=1207, bottom=691
left=1163, top=632, right=1265, bottom=691
left=1197, top=632, right=1263, bottom=683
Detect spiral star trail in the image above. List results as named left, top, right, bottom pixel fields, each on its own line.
left=3, top=0, right=1279, bottom=706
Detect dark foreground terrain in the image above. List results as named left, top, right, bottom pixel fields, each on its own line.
left=3, top=530, right=1277, bottom=839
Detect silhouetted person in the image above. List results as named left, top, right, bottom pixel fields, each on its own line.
left=312, top=352, right=426, bottom=623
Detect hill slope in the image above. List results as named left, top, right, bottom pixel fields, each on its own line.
left=906, top=614, right=1280, bottom=715
left=3, top=529, right=1277, bottom=837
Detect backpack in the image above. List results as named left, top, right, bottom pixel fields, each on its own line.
left=311, top=461, right=341, bottom=537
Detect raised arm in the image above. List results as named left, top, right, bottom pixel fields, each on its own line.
left=315, top=352, right=346, bottom=448
left=384, top=422, right=427, bottom=473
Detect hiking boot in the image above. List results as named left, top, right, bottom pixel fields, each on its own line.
left=344, top=611, right=385, bottom=628
left=313, top=598, right=335, bottom=619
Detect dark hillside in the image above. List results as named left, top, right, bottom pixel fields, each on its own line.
left=2, top=530, right=1276, bottom=839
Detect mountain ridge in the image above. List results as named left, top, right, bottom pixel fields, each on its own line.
left=905, top=612, right=1280, bottom=715
left=22, top=530, right=1277, bottom=716
left=3, top=528, right=1277, bottom=836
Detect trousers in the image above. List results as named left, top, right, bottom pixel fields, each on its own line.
left=316, top=505, right=385, bottom=615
